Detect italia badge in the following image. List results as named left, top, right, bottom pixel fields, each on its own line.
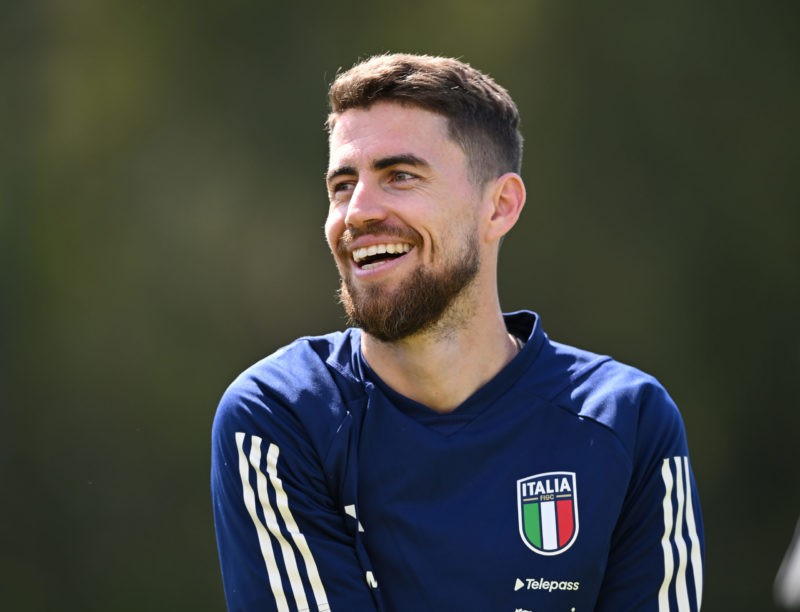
left=517, top=471, right=579, bottom=555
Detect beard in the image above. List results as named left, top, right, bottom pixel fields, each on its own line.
left=337, top=231, right=480, bottom=342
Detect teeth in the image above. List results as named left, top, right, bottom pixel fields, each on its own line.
left=352, top=243, right=411, bottom=263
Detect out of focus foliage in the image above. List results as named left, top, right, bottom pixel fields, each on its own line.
left=2, top=2, right=798, bottom=610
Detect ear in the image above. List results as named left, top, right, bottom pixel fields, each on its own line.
left=483, top=172, right=526, bottom=243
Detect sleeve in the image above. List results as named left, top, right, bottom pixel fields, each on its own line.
left=210, top=376, right=379, bottom=612
left=594, top=381, right=705, bottom=612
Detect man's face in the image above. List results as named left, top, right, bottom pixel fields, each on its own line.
left=324, top=102, right=484, bottom=342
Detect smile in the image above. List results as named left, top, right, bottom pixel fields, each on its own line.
left=352, top=242, right=413, bottom=269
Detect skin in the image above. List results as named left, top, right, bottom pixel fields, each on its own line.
left=325, top=101, right=526, bottom=413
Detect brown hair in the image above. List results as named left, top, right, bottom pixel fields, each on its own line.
left=327, top=53, right=523, bottom=186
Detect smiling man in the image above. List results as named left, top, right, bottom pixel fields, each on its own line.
left=211, top=53, right=704, bottom=611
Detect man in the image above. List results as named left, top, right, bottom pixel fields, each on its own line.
left=211, top=53, right=704, bottom=611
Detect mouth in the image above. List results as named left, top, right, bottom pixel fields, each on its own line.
left=352, top=242, right=413, bottom=270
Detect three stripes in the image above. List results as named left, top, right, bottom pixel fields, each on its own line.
left=236, top=432, right=330, bottom=612
left=659, top=456, right=703, bottom=611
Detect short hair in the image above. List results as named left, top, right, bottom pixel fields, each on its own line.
left=327, top=53, right=523, bottom=187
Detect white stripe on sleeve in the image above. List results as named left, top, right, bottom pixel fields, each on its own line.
left=658, top=456, right=703, bottom=611
left=658, top=458, right=676, bottom=612
left=265, top=443, right=330, bottom=612
left=250, top=436, right=310, bottom=611
left=682, top=457, right=703, bottom=608
left=672, top=457, right=690, bottom=612
left=235, top=433, right=331, bottom=612
left=235, top=432, right=290, bottom=612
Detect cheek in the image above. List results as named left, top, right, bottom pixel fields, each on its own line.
left=324, top=211, right=343, bottom=251
left=434, top=200, right=474, bottom=238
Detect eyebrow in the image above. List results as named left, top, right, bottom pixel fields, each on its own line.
left=326, top=153, right=431, bottom=184
left=373, top=154, right=430, bottom=171
left=326, top=165, right=356, bottom=184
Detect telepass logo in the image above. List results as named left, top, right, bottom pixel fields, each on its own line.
left=517, top=471, right=579, bottom=555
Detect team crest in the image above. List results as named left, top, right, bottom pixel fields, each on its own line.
left=517, top=471, right=579, bottom=555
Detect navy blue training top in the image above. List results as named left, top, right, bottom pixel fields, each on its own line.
left=211, top=311, right=704, bottom=611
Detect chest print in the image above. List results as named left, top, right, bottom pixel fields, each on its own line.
left=517, top=471, right=579, bottom=555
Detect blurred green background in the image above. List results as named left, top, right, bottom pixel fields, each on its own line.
left=2, top=2, right=798, bottom=610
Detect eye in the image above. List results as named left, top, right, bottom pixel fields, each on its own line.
left=329, top=180, right=355, bottom=200
left=391, top=170, right=417, bottom=184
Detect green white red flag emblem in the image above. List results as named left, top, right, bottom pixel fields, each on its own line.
left=517, top=471, right=579, bottom=555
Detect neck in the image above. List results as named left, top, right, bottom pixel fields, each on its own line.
left=361, top=297, right=518, bottom=413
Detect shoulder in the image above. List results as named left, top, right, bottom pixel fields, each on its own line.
left=212, top=330, right=366, bottom=452
left=543, top=339, right=686, bottom=461
left=223, top=331, right=353, bottom=403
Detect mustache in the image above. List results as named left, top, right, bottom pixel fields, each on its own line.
left=337, top=222, right=422, bottom=256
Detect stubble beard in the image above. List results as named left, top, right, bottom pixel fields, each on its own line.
left=337, top=232, right=480, bottom=343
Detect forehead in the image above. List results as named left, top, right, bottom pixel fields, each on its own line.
left=328, top=102, right=461, bottom=167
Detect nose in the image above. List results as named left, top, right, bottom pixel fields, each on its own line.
left=344, top=180, right=388, bottom=229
